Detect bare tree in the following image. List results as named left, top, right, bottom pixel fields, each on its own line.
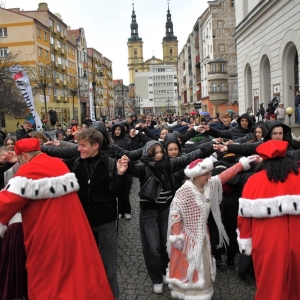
left=0, top=52, right=28, bottom=129
left=25, top=62, right=57, bottom=130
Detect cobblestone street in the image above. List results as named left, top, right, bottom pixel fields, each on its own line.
left=117, top=179, right=256, bottom=300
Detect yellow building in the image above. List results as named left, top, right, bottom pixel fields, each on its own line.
left=101, top=57, right=114, bottom=119
left=0, top=7, right=50, bottom=132
left=0, top=3, right=81, bottom=133
left=127, top=3, right=178, bottom=85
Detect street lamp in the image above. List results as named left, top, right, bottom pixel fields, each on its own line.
left=286, top=107, right=294, bottom=125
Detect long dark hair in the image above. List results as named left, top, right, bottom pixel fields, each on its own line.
left=255, top=156, right=299, bottom=182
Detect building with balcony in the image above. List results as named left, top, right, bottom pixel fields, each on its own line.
left=235, top=0, right=300, bottom=122
left=0, top=6, right=65, bottom=131
left=127, top=2, right=178, bottom=85
left=177, top=0, right=238, bottom=117
left=135, top=64, right=178, bottom=115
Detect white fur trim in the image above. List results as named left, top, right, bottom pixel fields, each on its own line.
left=169, top=233, right=185, bottom=243
left=184, top=158, right=214, bottom=179
left=8, top=212, right=22, bottom=225
left=239, top=157, right=250, bottom=171
left=239, top=195, right=300, bottom=218
left=236, top=229, right=252, bottom=255
left=5, top=173, right=79, bottom=200
left=0, top=222, right=7, bottom=238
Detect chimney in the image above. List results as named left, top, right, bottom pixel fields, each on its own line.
left=54, top=13, right=62, bottom=20
left=38, top=3, right=49, bottom=10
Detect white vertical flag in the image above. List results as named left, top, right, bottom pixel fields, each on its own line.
left=89, top=82, right=96, bottom=122
left=10, top=65, right=43, bottom=131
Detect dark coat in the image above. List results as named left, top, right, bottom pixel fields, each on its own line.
left=207, top=114, right=253, bottom=140
left=64, top=152, right=126, bottom=227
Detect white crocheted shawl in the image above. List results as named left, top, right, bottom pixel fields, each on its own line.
left=167, top=176, right=229, bottom=283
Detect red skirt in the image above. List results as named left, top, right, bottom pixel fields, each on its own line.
left=0, top=222, right=28, bottom=300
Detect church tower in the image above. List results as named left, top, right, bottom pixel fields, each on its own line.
left=127, top=2, right=144, bottom=84
left=162, top=1, right=178, bottom=64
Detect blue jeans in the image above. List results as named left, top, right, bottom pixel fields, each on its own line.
left=295, top=107, right=300, bottom=124
left=139, top=207, right=170, bottom=284
left=93, top=221, right=119, bottom=300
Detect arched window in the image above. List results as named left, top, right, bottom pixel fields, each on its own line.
left=134, top=49, right=137, bottom=56
left=220, top=82, right=226, bottom=92
left=211, top=82, right=217, bottom=92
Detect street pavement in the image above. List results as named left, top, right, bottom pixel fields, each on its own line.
left=117, top=178, right=256, bottom=300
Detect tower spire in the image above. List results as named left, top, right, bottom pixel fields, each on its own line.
left=163, top=0, right=177, bottom=41
left=128, top=0, right=142, bottom=41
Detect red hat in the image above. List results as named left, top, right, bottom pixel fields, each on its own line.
left=256, top=140, right=288, bottom=160
left=14, top=138, right=41, bottom=155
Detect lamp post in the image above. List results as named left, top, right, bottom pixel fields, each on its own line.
left=286, top=107, right=294, bottom=125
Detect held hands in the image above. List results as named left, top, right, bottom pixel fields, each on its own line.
left=173, top=239, right=184, bottom=251
left=0, top=151, right=18, bottom=164
left=117, top=155, right=129, bottom=175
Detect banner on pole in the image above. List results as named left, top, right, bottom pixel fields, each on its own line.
left=89, top=82, right=96, bottom=122
left=10, top=65, right=43, bottom=131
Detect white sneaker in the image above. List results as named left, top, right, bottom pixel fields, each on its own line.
left=118, top=214, right=122, bottom=219
left=153, top=283, right=163, bottom=294
left=125, top=213, right=132, bottom=220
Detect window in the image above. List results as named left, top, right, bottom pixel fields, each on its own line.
left=211, top=64, right=216, bottom=72
left=149, top=84, right=152, bottom=87
left=57, top=24, right=61, bottom=32
left=68, top=46, right=70, bottom=53
left=167, top=75, right=173, bottom=79
left=218, top=44, right=225, bottom=52
left=39, top=66, right=44, bottom=76
left=60, top=89, right=64, bottom=96
left=0, top=28, right=7, bottom=37
left=220, top=63, right=225, bottom=72
left=231, top=0, right=235, bottom=7
left=220, top=82, right=226, bottom=92
left=37, top=28, right=41, bottom=38
left=51, top=53, right=56, bottom=62
left=57, top=57, right=62, bottom=64
left=59, top=73, right=63, bottom=80
left=53, top=89, right=57, bottom=96
left=149, top=91, right=153, bottom=94
left=211, top=83, right=217, bottom=92
left=38, top=47, right=42, bottom=57
left=148, top=77, right=152, bottom=79
left=50, top=36, right=54, bottom=44
left=170, top=48, right=172, bottom=54
left=134, top=49, right=137, bottom=55
left=72, top=49, right=75, bottom=55
left=0, top=48, right=8, bottom=57
left=44, top=32, right=48, bottom=41
left=49, top=18, right=53, bottom=27
left=48, top=88, right=51, bottom=95
left=45, top=50, right=48, bottom=59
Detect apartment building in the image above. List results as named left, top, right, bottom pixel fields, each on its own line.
left=135, top=64, right=178, bottom=115
left=177, top=0, right=238, bottom=117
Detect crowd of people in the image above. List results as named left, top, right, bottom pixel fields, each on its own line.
left=0, top=107, right=300, bottom=299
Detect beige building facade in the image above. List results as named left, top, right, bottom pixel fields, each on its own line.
left=235, top=0, right=300, bottom=122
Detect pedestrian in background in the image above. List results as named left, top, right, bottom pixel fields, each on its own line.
left=274, top=103, right=286, bottom=123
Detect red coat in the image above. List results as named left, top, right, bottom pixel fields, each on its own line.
left=0, top=153, right=113, bottom=300
left=238, top=170, right=300, bottom=300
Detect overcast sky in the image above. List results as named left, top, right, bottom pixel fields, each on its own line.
left=5, top=0, right=209, bottom=85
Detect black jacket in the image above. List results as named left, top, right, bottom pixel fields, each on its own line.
left=64, top=152, right=126, bottom=226
left=207, top=114, right=253, bottom=140
left=16, top=128, right=31, bottom=140
left=112, top=123, right=132, bottom=150
left=128, top=140, right=211, bottom=207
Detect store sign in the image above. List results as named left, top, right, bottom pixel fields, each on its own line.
left=194, top=102, right=202, bottom=109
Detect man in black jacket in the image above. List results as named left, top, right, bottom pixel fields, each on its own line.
left=16, top=121, right=33, bottom=140
left=64, top=128, right=129, bottom=300
left=202, top=113, right=253, bottom=140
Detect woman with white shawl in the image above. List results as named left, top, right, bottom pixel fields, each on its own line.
left=166, top=156, right=255, bottom=300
